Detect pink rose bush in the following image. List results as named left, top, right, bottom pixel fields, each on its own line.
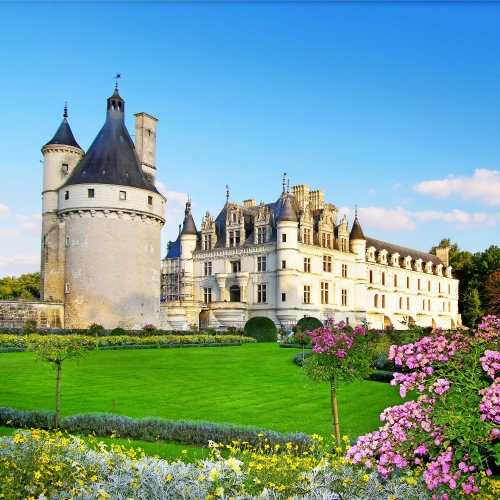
left=347, top=316, right=500, bottom=497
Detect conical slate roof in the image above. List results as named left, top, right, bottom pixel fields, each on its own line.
left=275, top=194, right=298, bottom=223
left=180, top=212, right=198, bottom=235
left=350, top=216, right=366, bottom=240
left=43, top=105, right=81, bottom=150
left=63, top=88, right=158, bottom=193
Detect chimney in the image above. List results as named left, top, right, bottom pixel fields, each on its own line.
left=436, top=247, right=450, bottom=267
left=134, top=112, right=158, bottom=185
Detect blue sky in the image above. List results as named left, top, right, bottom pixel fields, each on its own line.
left=0, top=2, right=499, bottom=277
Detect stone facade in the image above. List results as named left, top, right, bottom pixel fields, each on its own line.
left=162, top=184, right=459, bottom=331
left=0, top=301, right=64, bottom=329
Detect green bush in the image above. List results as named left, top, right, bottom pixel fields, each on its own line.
left=293, top=352, right=313, bottom=366
left=369, top=370, right=394, bottom=383
left=110, top=327, right=127, bottom=336
left=296, top=316, right=323, bottom=332
left=244, top=317, right=277, bottom=342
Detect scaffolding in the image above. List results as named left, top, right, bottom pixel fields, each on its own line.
left=161, top=258, right=194, bottom=302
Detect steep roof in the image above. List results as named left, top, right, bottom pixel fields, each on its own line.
left=180, top=212, right=198, bottom=235
left=275, top=194, right=298, bottom=223
left=350, top=216, right=366, bottom=240
left=63, top=88, right=158, bottom=193
left=365, top=236, right=443, bottom=265
left=165, top=236, right=181, bottom=258
left=43, top=105, right=81, bottom=150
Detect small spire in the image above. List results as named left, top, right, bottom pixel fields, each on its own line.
left=63, top=102, right=68, bottom=120
left=282, top=172, right=287, bottom=194
left=185, top=197, right=191, bottom=216
left=287, top=180, right=290, bottom=194
left=226, top=184, right=230, bottom=204
left=355, top=205, right=358, bottom=219
left=114, top=73, right=121, bottom=91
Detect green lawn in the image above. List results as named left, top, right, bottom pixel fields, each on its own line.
left=0, top=343, right=401, bottom=439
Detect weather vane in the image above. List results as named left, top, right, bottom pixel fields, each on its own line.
left=226, top=184, right=230, bottom=204
left=114, top=73, right=121, bottom=90
left=282, top=172, right=287, bottom=193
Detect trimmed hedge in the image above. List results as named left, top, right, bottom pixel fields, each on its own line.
left=0, top=407, right=313, bottom=452
left=244, top=317, right=277, bottom=343
left=369, top=370, right=395, bottom=383
left=293, top=352, right=313, bottom=366
left=296, top=316, right=323, bottom=332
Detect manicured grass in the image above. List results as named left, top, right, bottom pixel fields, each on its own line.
left=0, top=343, right=402, bottom=439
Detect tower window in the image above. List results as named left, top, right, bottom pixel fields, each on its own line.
left=64, top=191, right=69, bottom=200
left=282, top=233, right=287, bottom=243
left=119, top=191, right=126, bottom=200
left=281, top=293, right=286, bottom=302
left=281, top=260, right=286, bottom=269
left=88, top=189, right=95, bottom=198
left=61, top=163, right=69, bottom=174
left=65, top=283, right=70, bottom=293
left=65, top=237, right=70, bottom=247
left=148, top=196, right=153, bottom=205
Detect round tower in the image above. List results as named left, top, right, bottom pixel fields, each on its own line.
left=58, top=85, right=166, bottom=329
left=349, top=211, right=366, bottom=261
left=179, top=200, right=198, bottom=300
left=41, top=104, right=84, bottom=302
left=349, top=212, right=368, bottom=324
left=276, top=193, right=300, bottom=325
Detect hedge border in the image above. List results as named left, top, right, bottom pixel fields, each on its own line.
left=0, top=407, right=313, bottom=452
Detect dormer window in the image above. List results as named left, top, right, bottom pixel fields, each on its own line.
left=232, top=213, right=237, bottom=223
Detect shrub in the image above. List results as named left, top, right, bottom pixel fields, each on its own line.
left=296, top=316, right=323, bottom=332
left=244, top=317, right=277, bottom=342
left=369, top=370, right=394, bottom=383
left=293, top=352, right=313, bottom=366
left=110, top=327, right=127, bottom=336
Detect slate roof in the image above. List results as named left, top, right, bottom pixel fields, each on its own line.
left=365, top=236, right=443, bottom=265
left=350, top=216, right=366, bottom=240
left=43, top=108, right=82, bottom=150
left=180, top=212, right=198, bottom=235
left=165, top=236, right=181, bottom=258
left=63, top=89, right=158, bottom=193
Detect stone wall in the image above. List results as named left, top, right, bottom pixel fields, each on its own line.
left=0, top=301, right=64, bottom=329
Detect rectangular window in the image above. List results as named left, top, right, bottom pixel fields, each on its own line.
left=64, top=191, right=69, bottom=200
left=407, top=277, right=410, bottom=288
left=418, top=279, right=421, bottom=290
left=88, top=189, right=95, bottom=198
left=374, top=294, right=378, bottom=307
left=321, top=282, right=329, bottom=304
left=428, top=299, right=431, bottom=311
left=61, top=163, right=69, bottom=173
left=394, top=274, right=398, bottom=287
left=257, top=256, right=267, bottom=272
left=304, top=285, right=311, bottom=304
left=428, top=281, right=431, bottom=292
left=231, top=261, right=241, bottom=273
left=382, top=272, right=386, bottom=286
left=341, top=289, right=347, bottom=306
left=439, top=282, right=441, bottom=293
left=119, top=190, right=126, bottom=200
left=448, top=284, right=451, bottom=294
left=369, top=270, right=373, bottom=283
left=407, top=297, right=410, bottom=310
left=65, top=236, right=70, bottom=247
left=281, top=293, right=286, bottom=302
left=303, top=228, right=311, bottom=244
left=203, top=261, right=212, bottom=276
left=342, top=264, right=347, bottom=278
left=203, top=287, right=212, bottom=304
left=322, top=256, right=332, bottom=272
left=229, top=231, right=240, bottom=247
left=399, top=297, right=403, bottom=309
left=257, top=284, right=267, bottom=303
left=281, top=260, right=286, bottom=269
left=257, top=227, right=266, bottom=244
left=204, top=234, right=212, bottom=250
left=148, top=196, right=153, bottom=205
left=282, top=233, right=287, bottom=243
left=341, top=238, right=347, bottom=252
left=321, top=233, right=331, bottom=248
left=423, top=299, right=426, bottom=310
left=304, top=257, right=311, bottom=273
left=382, top=295, right=386, bottom=308
left=65, top=283, right=70, bottom=293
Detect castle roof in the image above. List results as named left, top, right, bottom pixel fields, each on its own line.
left=365, top=236, right=443, bottom=265
left=165, top=236, right=181, bottom=258
left=63, top=87, right=158, bottom=193
left=275, top=194, right=298, bottom=223
left=350, top=215, right=366, bottom=240
left=43, top=105, right=81, bottom=150
left=181, top=213, right=198, bottom=236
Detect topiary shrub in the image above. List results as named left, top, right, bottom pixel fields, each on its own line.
left=296, top=316, right=323, bottom=332
left=244, top=316, right=277, bottom=342
left=110, top=327, right=127, bottom=336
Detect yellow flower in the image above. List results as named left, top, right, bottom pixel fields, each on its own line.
left=198, top=475, right=205, bottom=481
left=166, top=474, right=173, bottom=481
left=215, top=487, right=224, bottom=497
left=182, top=449, right=188, bottom=455
left=208, top=468, right=219, bottom=481
left=406, top=477, right=417, bottom=485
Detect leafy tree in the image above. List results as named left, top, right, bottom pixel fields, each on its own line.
left=484, top=269, right=500, bottom=316
left=462, top=288, right=482, bottom=327
left=29, top=335, right=89, bottom=429
left=0, top=272, right=40, bottom=299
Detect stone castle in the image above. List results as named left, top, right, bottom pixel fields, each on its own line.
left=29, top=85, right=458, bottom=331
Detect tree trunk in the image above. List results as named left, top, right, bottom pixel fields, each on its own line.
left=55, top=361, right=61, bottom=430
left=331, top=380, right=341, bottom=448
left=302, top=344, right=305, bottom=360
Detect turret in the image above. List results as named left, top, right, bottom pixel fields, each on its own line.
left=40, top=104, right=84, bottom=302
left=349, top=211, right=366, bottom=261
left=179, top=200, right=198, bottom=299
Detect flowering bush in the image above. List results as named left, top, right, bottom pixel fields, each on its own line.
left=303, top=319, right=380, bottom=447
left=23, top=318, right=38, bottom=336
left=347, top=315, right=500, bottom=497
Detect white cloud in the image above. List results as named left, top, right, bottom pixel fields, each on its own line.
left=0, top=204, right=10, bottom=220
left=155, top=180, right=189, bottom=226
left=412, top=209, right=500, bottom=229
left=413, top=168, right=500, bottom=205
left=368, top=189, right=375, bottom=194
left=392, top=183, right=401, bottom=189
left=0, top=254, right=40, bottom=277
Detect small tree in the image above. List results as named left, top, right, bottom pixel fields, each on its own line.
left=29, top=335, right=89, bottom=429
left=302, top=319, right=377, bottom=447
left=23, top=317, right=38, bottom=347
left=88, top=322, right=104, bottom=350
